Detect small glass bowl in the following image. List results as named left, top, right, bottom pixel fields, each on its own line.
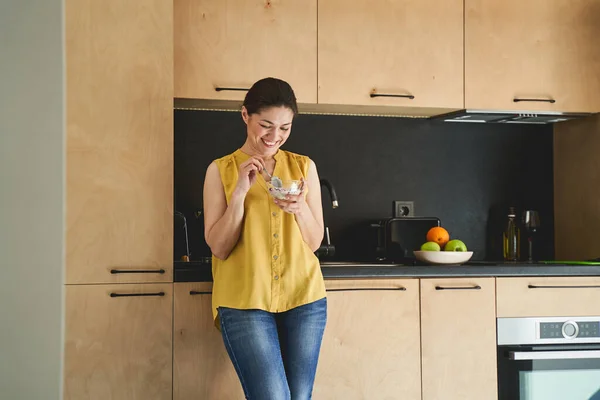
left=266, top=179, right=303, bottom=200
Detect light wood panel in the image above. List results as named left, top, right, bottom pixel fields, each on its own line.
left=554, top=114, right=600, bottom=260
left=318, top=0, right=463, bottom=109
left=314, top=279, right=421, bottom=400
left=421, top=278, right=497, bottom=400
left=66, top=0, right=173, bottom=284
left=497, top=277, right=600, bottom=317
left=174, top=0, right=317, bottom=102
left=173, top=283, right=243, bottom=400
left=64, top=284, right=172, bottom=400
left=466, top=0, right=600, bottom=112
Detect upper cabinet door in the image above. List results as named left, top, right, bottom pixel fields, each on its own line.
left=174, top=0, right=317, bottom=103
left=318, top=0, right=464, bottom=109
left=466, top=0, right=600, bottom=113
left=66, top=0, right=173, bottom=284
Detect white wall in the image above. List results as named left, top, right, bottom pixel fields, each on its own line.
left=0, top=0, right=65, bottom=399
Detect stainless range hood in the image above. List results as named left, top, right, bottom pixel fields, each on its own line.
left=432, top=109, right=595, bottom=124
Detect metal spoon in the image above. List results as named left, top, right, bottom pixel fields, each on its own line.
left=261, top=167, right=283, bottom=188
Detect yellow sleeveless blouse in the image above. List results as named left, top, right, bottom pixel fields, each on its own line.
left=211, top=149, right=327, bottom=324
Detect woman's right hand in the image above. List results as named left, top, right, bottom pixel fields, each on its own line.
left=235, top=157, right=266, bottom=194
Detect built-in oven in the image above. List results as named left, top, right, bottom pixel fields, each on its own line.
left=497, top=316, right=600, bottom=400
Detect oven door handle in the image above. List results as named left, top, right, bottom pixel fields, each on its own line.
left=509, top=350, right=600, bottom=360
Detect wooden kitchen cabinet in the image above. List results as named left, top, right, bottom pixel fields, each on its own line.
left=420, top=278, right=497, bottom=400
left=313, top=279, right=421, bottom=400
left=65, top=0, right=173, bottom=284
left=554, top=115, right=600, bottom=261
left=64, top=283, right=173, bottom=400
left=174, top=0, right=317, bottom=103
left=318, top=0, right=463, bottom=109
left=497, top=277, right=600, bottom=317
left=173, top=283, right=243, bottom=400
left=465, top=0, right=600, bottom=113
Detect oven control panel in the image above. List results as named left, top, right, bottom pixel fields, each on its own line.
left=540, top=321, right=600, bottom=339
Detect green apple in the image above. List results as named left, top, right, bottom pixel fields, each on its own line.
left=420, top=241, right=441, bottom=251
left=444, top=239, right=467, bottom=252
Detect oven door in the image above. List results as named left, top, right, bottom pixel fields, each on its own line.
left=497, top=344, right=600, bottom=400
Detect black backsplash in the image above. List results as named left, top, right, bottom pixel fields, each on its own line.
left=174, top=110, right=555, bottom=262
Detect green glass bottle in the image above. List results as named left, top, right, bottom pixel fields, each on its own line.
left=503, top=207, right=520, bottom=261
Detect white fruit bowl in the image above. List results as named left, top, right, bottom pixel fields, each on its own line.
left=413, top=251, right=473, bottom=265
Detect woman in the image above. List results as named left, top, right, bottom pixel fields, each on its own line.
left=203, top=77, right=327, bottom=400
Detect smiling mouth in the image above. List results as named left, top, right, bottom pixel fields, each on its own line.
left=262, top=139, right=279, bottom=148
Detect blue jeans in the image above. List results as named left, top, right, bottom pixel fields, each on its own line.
left=218, top=297, right=327, bottom=400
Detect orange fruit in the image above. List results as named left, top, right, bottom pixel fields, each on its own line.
left=426, top=227, right=450, bottom=248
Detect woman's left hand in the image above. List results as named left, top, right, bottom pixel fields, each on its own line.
left=273, top=180, right=308, bottom=215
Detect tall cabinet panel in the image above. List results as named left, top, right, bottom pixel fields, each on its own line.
left=554, top=115, right=600, bottom=260
left=64, top=0, right=174, bottom=398
left=66, top=0, right=173, bottom=284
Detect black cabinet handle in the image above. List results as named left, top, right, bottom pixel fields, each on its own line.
left=110, top=292, right=165, bottom=298
left=189, top=290, right=211, bottom=295
left=215, top=87, right=250, bottom=92
left=528, top=284, right=600, bottom=289
left=370, top=92, right=415, bottom=99
left=435, top=285, right=481, bottom=291
left=327, top=287, right=406, bottom=292
left=110, top=269, right=165, bottom=274
left=513, top=98, right=556, bottom=104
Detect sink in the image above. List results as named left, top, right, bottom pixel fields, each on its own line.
left=319, top=261, right=404, bottom=267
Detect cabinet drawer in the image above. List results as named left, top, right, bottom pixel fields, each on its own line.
left=497, top=277, right=600, bottom=317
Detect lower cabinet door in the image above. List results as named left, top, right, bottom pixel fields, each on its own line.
left=64, top=283, right=173, bottom=400
left=313, top=279, right=422, bottom=400
left=420, top=278, right=498, bottom=400
left=173, top=283, right=243, bottom=400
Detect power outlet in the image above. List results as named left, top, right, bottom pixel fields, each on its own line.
left=393, top=201, right=415, bottom=217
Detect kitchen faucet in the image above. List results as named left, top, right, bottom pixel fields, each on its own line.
left=320, top=178, right=339, bottom=209
left=174, top=210, right=190, bottom=262
left=316, top=178, right=338, bottom=258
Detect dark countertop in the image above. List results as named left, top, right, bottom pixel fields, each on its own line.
left=174, top=260, right=600, bottom=282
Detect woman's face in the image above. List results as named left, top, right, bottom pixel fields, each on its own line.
left=242, top=106, right=294, bottom=157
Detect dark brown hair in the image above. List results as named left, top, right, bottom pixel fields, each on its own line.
left=243, top=77, right=298, bottom=116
